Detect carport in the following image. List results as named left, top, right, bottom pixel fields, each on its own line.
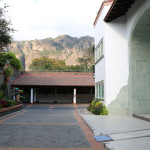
left=11, top=72, right=95, bottom=104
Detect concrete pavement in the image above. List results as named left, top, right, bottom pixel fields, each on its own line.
left=78, top=108, right=150, bottom=150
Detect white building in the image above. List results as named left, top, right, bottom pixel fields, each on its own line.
left=94, top=0, right=150, bottom=115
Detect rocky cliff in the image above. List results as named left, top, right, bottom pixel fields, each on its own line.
left=6, top=35, right=94, bottom=70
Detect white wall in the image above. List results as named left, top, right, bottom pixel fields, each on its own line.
left=94, top=6, right=111, bottom=103
left=103, top=0, right=149, bottom=106
left=104, top=16, right=128, bottom=106
left=94, top=9, right=105, bottom=46
left=94, top=0, right=150, bottom=107
left=94, top=5, right=129, bottom=106
left=95, top=59, right=105, bottom=83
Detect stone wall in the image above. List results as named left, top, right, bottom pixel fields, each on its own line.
left=0, top=67, right=22, bottom=99
left=0, top=74, right=4, bottom=86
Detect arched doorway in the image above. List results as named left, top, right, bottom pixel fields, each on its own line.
left=129, top=2, right=150, bottom=115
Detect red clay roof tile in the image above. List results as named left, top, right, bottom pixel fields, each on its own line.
left=11, top=74, right=95, bottom=87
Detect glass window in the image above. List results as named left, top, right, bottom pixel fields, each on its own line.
left=99, top=84, right=101, bottom=98
left=102, top=83, right=104, bottom=98
left=95, top=38, right=103, bottom=62
left=96, top=81, right=104, bottom=99
left=96, top=85, right=98, bottom=98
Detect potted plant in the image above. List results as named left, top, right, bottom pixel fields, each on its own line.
left=3, top=67, right=13, bottom=82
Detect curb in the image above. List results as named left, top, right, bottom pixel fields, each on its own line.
left=0, top=104, right=23, bottom=118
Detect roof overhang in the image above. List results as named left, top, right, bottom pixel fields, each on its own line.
left=93, top=0, right=114, bottom=27
left=104, top=0, right=135, bottom=22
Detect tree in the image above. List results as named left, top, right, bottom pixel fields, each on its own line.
left=30, top=47, right=94, bottom=72
left=30, top=57, right=66, bottom=71
left=0, top=51, right=22, bottom=70
left=0, top=3, right=14, bottom=52
left=30, top=57, right=86, bottom=72
left=77, top=46, right=94, bottom=70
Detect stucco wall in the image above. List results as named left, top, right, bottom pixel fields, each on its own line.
left=94, top=0, right=150, bottom=115
left=105, top=0, right=150, bottom=113
left=127, top=0, right=150, bottom=115
left=94, top=6, right=110, bottom=104
left=104, top=16, right=128, bottom=107
left=94, top=5, right=129, bottom=107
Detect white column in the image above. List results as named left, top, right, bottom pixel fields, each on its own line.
left=13, top=95, right=16, bottom=100
left=30, top=88, right=33, bottom=104
left=73, top=88, right=76, bottom=103
left=34, top=88, right=36, bottom=103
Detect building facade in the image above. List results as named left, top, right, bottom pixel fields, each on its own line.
left=12, top=72, right=95, bottom=104
left=94, top=0, right=150, bottom=115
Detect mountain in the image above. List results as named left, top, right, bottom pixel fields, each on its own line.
left=6, top=35, right=94, bottom=71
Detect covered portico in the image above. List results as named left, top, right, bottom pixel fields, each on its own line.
left=11, top=72, right=95, bottom=104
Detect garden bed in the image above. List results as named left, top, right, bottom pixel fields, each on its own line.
left=0, top=104, right=23, bottom=117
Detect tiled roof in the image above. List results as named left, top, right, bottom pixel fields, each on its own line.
left=11, top=74, right=95, bottom=87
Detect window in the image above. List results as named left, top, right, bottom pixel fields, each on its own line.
left=95, top=38, right=103, bottom=62
left=96, top=81, right=104, bottom=99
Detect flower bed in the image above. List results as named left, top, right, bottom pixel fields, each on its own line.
left=0, top=104, right=23, bottom=117
left=0, top=99, right=23, bottom=117
left=0, top=99, right=19, bottom=109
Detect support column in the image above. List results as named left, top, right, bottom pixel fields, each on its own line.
left=73, top=88, right=76, bottom=104
left=34, top=88, right=36, bottom=103
left=30, top=88, right=33, bottom=104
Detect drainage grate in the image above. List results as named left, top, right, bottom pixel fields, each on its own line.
left=94, top=135, right=112, bottom=142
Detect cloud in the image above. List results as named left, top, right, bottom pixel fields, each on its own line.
left=3, top=0, right=102, bottom=41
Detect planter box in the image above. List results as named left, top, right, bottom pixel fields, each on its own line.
left=0, top=104, right=23, bottom=117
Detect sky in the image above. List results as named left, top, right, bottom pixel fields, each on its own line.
left=2, top=0, right=102, bottom=41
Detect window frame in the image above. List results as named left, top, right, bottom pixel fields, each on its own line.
left=95, top=81, right=104, bottom=100
left=95, top=38, right=104, bottom=63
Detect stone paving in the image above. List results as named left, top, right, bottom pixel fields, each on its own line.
left=0, top=104, right=104, bottom=150
left=78, top=108, right=150, bottom=150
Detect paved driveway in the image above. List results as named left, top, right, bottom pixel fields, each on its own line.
left=0, top=104, right=104, bottom=150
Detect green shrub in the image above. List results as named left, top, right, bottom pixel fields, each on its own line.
left=91, top=101, right=95, bottom=108
left=91, top=98, right=99, bottom=108
left=5, top=100, right=13, bottom=107
left=95, top=101, right=103, bottom=107
left=11, top=100, right=17, bottom=106
left=87, top=106, right=91, bottom=111
left=92, top=106, right=102, bottom=115
left=101, top=105, right=109, bottom=115
left=3, top=66, right=13, bottom=77
left=87, top=99, right=109, bottom=115
left=91, top=109, right=95, bottom=113
left=0, top=89, right=3, bottom=99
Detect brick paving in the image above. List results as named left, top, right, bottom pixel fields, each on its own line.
left=0, top=104, right=104, bottom=150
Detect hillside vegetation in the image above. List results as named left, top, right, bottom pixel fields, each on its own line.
left=6, top=35, right=94, bottom=71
